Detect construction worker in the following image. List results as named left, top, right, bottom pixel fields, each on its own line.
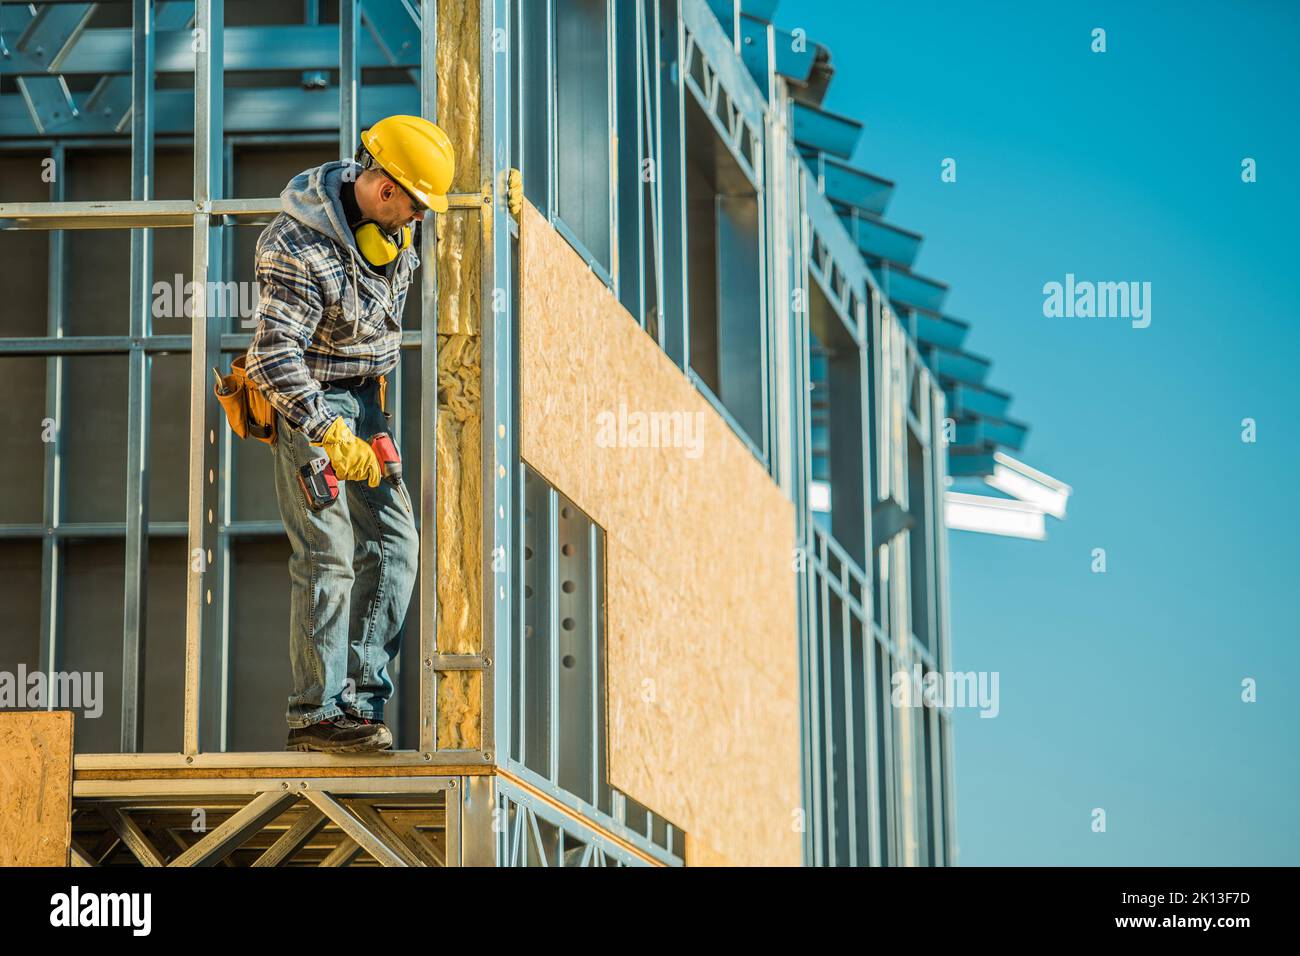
left=245, top=115, right=454, bottom=753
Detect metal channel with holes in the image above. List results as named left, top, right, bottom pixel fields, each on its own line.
left=508, top=465, right=684, bottom=866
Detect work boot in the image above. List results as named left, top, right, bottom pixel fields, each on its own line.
left=286, top=714, right=386, bottom=753
left=348, top=715, right=393, bottom=750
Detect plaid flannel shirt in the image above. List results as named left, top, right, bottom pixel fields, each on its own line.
left=245, top=190, right=418, bottom=444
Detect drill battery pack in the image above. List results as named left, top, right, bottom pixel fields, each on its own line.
left=297, top=457, right=339, bottom=512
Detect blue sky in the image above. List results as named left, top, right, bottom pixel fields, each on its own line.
left=776, top=0, right=1300, bottom=864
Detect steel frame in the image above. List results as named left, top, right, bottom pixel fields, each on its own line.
left=492, top=4, right=688, bottom=856
left=66, top=766, right=663, bottom=867
left=515, top=0, right=775, bottom=470
left=501, top=0, right=957, bottom=866
left=0, top=1, right=486, bottom=765
left=1, top=0, right=959, bottom=868
left=69, top=773, right=462, bottom=867
left=496, top=774, right=656, bottom=867
left=680, top=0, right=771, bottom=466
left=0, top=0, right=675, bottom=870
left=750, top=15, right=956, bottom=862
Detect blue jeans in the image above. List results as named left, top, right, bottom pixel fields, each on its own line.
left=270, top=379, right=418, bottom=728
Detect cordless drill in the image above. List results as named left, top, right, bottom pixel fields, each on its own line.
left=296, top=434, right=401, bottom=513
left=369, top=432, right=403, bottom=486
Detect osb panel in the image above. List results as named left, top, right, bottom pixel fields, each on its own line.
left=518, top=203, right=800, bottom=867
left=684, top=834, right=736, bottom=868
left=434, top=0, right=482, bottom=743
left=0, top=711, right=73, bottom=866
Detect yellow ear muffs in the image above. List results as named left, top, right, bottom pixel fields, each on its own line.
left=353, top=220, right=411, bottom=267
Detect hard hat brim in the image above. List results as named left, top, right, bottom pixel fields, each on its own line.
left=425, top=192, right=449, bottom=213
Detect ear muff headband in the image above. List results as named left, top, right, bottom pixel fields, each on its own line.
left=353, top=220, right=411, bottom=267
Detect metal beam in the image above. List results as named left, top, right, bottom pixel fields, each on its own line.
left=361, top=0, right=420, bottom=85
left=659, top=0, right=690, bottom=371
left=37, top=143, right=66, bottom=707
left=403, top=825, right=445, bottom=866
left=417, top=0, right=437, bottom=757
left=302, top=791, right=407, bottom=867
left=0, top=83, right=423, bottom=138
left=0, top=198, right=271, bottom=229
left=0, top=331, right=435, bottom=360
left=10, top=5, right=94, bottom=134
left=480, top=0, right=513, bottom=776
left=99, top=806, right=167, bottom=867
left=11, top=2, right=96, bottom=73
left=69, top=842, right=95, bottom=867
left=184, top=0, right=224, bottom=756
left=167, top=791, right=298, bottom=866
left=460, top=774, right=497, bottom=866
left=344, top=800, right=426, bottom=867
left=121, top=0, right=154, bottom=755
left=75, top=775, right=464, bottom=799
left=318, top=837, right=361, bottom=866
left=339, top=0, right=359, bottom=161
left=0, top=26, right=411, bottom=76
left=250, top=807, right=327, bottom=867
left=0, top=194, right=485, bottom=230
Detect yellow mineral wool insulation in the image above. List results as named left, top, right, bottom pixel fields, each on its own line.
left=435, top=214, right=481, bottom=337
left=0, top=711, right=73, bottom=866
left=435, top=332, right=482, bottom=655
left=436, top=0, right=480, bottom=194
left=433, top=0, right=482, bottom=336
left=517, top=201, right=801, bottom=867
left=437, top=669, right=483, bottom=750
left=431, top=0, right=484, bottom=744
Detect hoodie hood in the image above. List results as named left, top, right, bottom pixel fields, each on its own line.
left=279, top=160, right=391, bottom=334
left=280, top=160, right=358, bottom=252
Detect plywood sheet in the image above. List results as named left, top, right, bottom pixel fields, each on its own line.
left=684, top=834, right=736, bottom=867
left=0, top=711, right=74, bottom=866
left=518, top=203, right=800, bottom=867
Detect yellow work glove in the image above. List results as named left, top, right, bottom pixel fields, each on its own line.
left=312, top=417, right=381, bottom=488
left=507, top=168, right=523, bottom=218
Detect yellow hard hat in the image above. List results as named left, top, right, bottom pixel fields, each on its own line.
left=359, top=114, right=455, bottom=213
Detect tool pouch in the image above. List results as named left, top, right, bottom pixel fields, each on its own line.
left=214, top=354, right=277, bottom=445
